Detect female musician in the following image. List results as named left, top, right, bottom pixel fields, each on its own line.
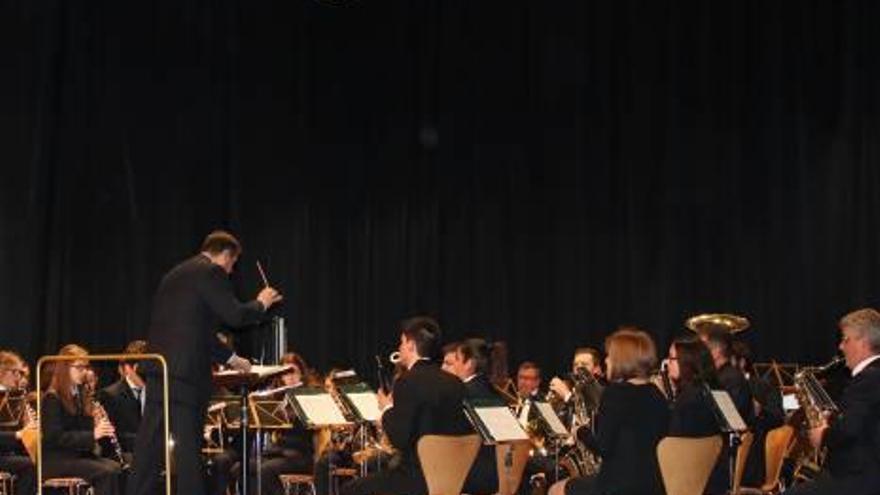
left=666, top=336, right=720, bottom=436
left=243, top=352, right=316, bottom=495
left=0, top=350, right=36, bottom=495
left=41, top=344, right=122, bottom=495
left=548, top=328, right=669, bottom=495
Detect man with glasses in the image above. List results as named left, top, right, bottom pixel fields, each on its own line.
left=0, top=351, right=36, bottom=495
left=787, top=308, right=880, bottom=495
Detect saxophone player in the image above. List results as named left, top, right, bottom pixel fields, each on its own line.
left=0, top=350, right=36, bottom=495
left=787, top=308, right=880, bottom=495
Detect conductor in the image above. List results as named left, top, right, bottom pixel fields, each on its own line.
left=128, top=230, right=282, bottom=495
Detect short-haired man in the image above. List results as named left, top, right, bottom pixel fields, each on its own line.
left=341, top=316, right=471, bottom=495
left=787, top=308, right=880, bottom=495
left=97, top=340, right=148, bottom=455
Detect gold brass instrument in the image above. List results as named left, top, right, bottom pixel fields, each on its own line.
left=685, top=313, right=751, bottom=334
left=21, top=398, right=40, bottom=463
left=791, top=356, right=843, bottom=478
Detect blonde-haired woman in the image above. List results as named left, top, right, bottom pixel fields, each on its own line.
left=41, top=344, right=122, bottom=495
left=549, top=328, right=669, bottom=495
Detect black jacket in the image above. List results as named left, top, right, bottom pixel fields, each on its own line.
left=668, top=383, right=720, bottom=437
left=577, top=382, right=669, bottom=495
left=717, top=362, right=754, bottom=427
left=40, top=391, right=97, bottom=461
left=382, top=360, right=471, bottom=467
left=146, top=255, right=266, bottom=406
left=461, top=374, right=501, bottom=495
left=97, top=379, right=142, bottom=453
left=824, top=358, right=880, bottom=484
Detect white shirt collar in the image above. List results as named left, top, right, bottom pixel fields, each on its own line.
left=407, top=357, right=430, bottom=370
left=851, top=354, right=880, bottom=377
left=463, top=373, right=478, bottom=383
left=125, top=376, right=143, bottom=393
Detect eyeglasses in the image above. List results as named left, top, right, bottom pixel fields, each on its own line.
left=2, top=368, right=24, bottom=376
left=70, top=364, right=91, bottom=371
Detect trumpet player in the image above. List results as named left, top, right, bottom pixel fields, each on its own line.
left=0, top=350, right=36, bottom=495
left=41, top=344, right=122, bottom=495
left=787, top=308, right=880, bottom=495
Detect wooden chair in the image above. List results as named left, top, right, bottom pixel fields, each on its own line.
left=417, top=434, right=482, bottom=495
left=42, top=477, right=93, bottom=495
left=738, top=425, right=795, bottom=494
left=657, top=436, right=723, bottom=495
left=0, top=472, right=14, bottom=495
left=732, top=431, right=755, bottom=494
left=495, top=440, right=531, bottom=495
left=278, top=473, right=316, bottom=495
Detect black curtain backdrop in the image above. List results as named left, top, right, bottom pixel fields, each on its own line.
left=2, top=0, right=880, bottom=380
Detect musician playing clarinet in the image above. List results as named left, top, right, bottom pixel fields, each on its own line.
left=787, top=308, right=880, bottom=495
left=0, top=350, right=36, bottom=495
left=129, top=230, right=283, bottom=495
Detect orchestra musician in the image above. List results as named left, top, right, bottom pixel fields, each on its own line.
left=41, top=344, right=122, bottom=495
left=129, top=230, right=283, bottom=495
left=97, top=341, right=148, bottom=457
left=665, top=336, right=719, bottom=437
left=340, top=316, right=472, bottom=495
left=0, top=350, right=36, bottom=495
left=239, top=352, right=316, bottom=495
left=786, top=308, right=880, bottom=495
left=548, top=328, right=669, bottom=495
left=548, top=347, right=605, bottom=429
left=441, top=338, right=504, bottom=495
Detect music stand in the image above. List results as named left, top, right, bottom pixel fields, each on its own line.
left=702, top=386, right=748, bottom=494
left=213, top=365, right=291, bottom=495
left=464, top=398, right=530, bottom=445
left=337, top=382, right=383, bottom=477
left=0, top=389, right=26, bottom=429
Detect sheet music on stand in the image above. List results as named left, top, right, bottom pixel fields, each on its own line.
left=464, top=398, right=530, bottom=444
left=288, top=388, right=352, bottom=428
left=214, top=364, right=292, bottom=379
left=708, top=390, right=748, bottom=433
left=533, top=401, right=569, bottom=437
left=338, top=383, right=382, bottom=423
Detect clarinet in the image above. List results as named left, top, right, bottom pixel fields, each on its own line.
left=91, top=399, right=130, bottom=471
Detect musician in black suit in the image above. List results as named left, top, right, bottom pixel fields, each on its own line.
left=442, top=338, right=504, bottom=495
left=341, top=316, right=472, bottom=495
left=129, top=231, right=283, bottom=495
left=666, top=336, right=720, bottom=437
left=0, top=350, right=36, bottom=495
left=787, top=308, right=880, bottom=495
left=97, top=341, right=148, bottom=456
left=42, top=345, right=122, bottom=495
left=549, top=328, right=669, bottom=495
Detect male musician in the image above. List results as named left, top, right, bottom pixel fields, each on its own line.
left=129, top=230, right=283, bottom=495
left=787, top=308, right=880, bottom=495
left=341, top=316, right=472, bottom=495
left=0, top=351, right=36, bottom=495
left=548, top=348, right=605, bottom=426
left=97, top=340, right=148, bottom=455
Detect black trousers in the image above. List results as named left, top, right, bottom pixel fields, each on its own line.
left=44, top=456, right=122, bottom=495
left=462, top=446, right=498, bottom=495
left=0, top=454, right=35, bottom=495
left=232, top=450, right=312, bottom=495
left=129, top=374, right=208, bottom=495
left=339, top=464, right=425, bottom=495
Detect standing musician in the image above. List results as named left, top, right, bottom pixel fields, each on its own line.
left=97, top=341, right=148, bottom=457
left=787, top=308, right=880, bottom=495
left=41, top=344, right=122, bottom=495
left=0, top=350, right=36, bottom=495
left=340, top=316, right=472, bottom=495
left=441, top=338, right=504, bottom=495
left=129, top=230, right=283, bottom=495
left=548, top=328, right=669, bottom=495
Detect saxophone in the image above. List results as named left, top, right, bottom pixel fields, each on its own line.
left=792, top=356, right=843, bottom=474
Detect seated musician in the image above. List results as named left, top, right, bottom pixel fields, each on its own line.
left=548, top=328, right=669, bottom=495
left=666, top=336, right=719, bottom=437
left=441, top=338, right=504, bottom=495
left=96, top=340, right=147, bottom=457
left=787, top=308, right=880, bottom=495
left=340, top=316, right=472, bottom=495
left=240, top=351, right=316, bottom=495
left=0, top=350, right=36, bottom=495
left=548, top=347, right=606, bottom=429
left=731, top=340, right=784, bottom=486
left=41, top=344, right=122, bottom=495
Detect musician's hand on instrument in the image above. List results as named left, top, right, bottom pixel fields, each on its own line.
left=94, top=420, right=115, bottom=440
left=808, top=423, right=828, bottom=449
left=257, top=287, right=283, bottom=310
left=227, top=354, right=252, bottom=372
left=549, top=377, right=571, bottom=400
left=377, top=388, right=393, bottom=411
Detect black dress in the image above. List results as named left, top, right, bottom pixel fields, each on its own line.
left=565, top=381, right=669, bottom=495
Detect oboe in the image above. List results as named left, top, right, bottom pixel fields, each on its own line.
left=92, top=400, right=130, bottom=470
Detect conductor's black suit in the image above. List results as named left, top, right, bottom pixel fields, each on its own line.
left=129, top=254, right=266, bottom=495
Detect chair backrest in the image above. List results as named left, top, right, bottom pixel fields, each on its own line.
left=761, top=425, right=795, bottom=492
left=733, top=431, right=754, bottom=494
left=417, top=434, right=482, bottom=495
left=494, top=440, right=531, bottom=495
left=657, top=436, right=723, bottom=495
